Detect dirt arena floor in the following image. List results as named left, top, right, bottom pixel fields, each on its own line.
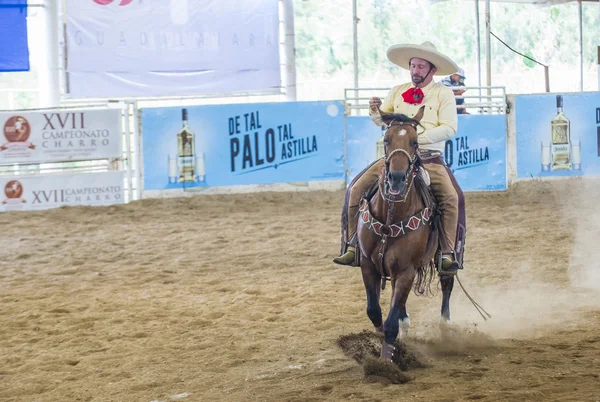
left=2, top=178, right=600, bottom=402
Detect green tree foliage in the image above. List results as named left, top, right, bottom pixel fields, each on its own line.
left=294, top=0, right=599, bottom=95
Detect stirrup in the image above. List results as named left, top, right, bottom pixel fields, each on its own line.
left=437, top=251, right=461, bottom=275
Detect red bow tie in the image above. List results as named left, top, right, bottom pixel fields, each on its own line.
left=401, top=87, right=424, bottom=104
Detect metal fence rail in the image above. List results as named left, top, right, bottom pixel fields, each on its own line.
left=344, top=85, right=508, bottom=116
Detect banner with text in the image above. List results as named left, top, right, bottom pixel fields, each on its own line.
left=141, top=101, right=345, bottom=191
left=346, top=115, right=507, bottom=191
left=0, top=108, right=122, bottom=164
left=65, top=0, right=280, bottom=98
left=0, top=171, right=124, bottom=212
left=515, top=92, right=600, bottom=178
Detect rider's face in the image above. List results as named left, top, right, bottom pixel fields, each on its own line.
left=409, top=58, right=436, bottom=87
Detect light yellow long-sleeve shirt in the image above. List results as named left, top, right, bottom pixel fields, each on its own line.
left=369, top=80, right=458, bottom=153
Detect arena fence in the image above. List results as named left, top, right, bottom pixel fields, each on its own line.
left=0, top=102, right=139, bottom=212
left=2, top=89, right=599, bottom=211
left=343, top=86, right=508, bottom=116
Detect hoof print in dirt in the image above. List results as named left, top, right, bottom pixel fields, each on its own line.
left=337, top=330, right=426, bottom=383
left=363, top=356, right=413, bottom=384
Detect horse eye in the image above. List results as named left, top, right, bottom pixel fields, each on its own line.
left=383, top=138, right=389, bottom=145
left=412, top=140, right=419, bottom=148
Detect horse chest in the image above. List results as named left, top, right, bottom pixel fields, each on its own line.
left=357, top=200, right=434, bottom=271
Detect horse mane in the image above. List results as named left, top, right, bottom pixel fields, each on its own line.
left=380, top=113, right=422, bottom=128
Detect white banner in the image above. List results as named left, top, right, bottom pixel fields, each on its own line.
left=0, top=108, right=122, bottom=164
left=65, top=0, right=281, bottom=98
left=0, top=171, right=124, bottom=212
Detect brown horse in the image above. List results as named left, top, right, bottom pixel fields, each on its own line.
left=356, top=107, right=455, bottom=361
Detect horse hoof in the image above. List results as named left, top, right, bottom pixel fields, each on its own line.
left=381, top=342, right=395, bottom=361
left=375, top=325, right=383, bottom=333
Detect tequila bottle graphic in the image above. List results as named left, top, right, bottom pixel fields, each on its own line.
left=177, top=108, right=197, bottom=183
left=167, top=108, right=207, bottom=185
left=549, top=95, right=572, bottom=171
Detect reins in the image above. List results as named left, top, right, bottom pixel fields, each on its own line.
left=455, top=273, right=492, bottom=321
left=380, top=122, right=419, bottom=204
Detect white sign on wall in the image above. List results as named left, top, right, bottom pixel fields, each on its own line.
left=0, top=171, right=125, bottom=212
left=0, top=108, right=122, bottom=164
left=65, top=0, right=281, bottom=98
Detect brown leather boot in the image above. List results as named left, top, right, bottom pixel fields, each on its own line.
left=333, top=248, right=356, bottom=266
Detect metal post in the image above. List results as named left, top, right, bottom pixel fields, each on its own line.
left=544, top=66, right=550, bottom=93
left=57, top=0, right=67, bottom=102
left=485, top=0, right=491, bottom=98
left=475, top=0, right=482, bottom=106
left=282, top=0, right=297, bottom=101
left=352, top=0, right=359, bottom=109
left=124, top=103, right=134, bottom=203
left=39, top=0, right=60, bottom=108
left=132, top=101, right=143, bottom=201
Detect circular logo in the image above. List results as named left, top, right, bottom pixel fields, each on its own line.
left=3, top=116, right=31, bottom=143
left=5, top=180, right=24, bottom=199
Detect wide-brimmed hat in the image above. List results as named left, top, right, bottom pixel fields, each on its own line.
left=387, top=41, right=459, bottom=76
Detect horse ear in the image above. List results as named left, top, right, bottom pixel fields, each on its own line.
left=413, top=106, right=426, bottom=122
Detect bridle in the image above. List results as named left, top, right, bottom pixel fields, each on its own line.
left=380, top=121, right=419, bottom=203
left=369, top=120, right=424, bottom=285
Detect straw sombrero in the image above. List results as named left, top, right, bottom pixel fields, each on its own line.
left=387, top=41, right=459, bottom=76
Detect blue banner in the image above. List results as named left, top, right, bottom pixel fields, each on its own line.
left=516, top=92, right=600, bottom=178
left=0, top=1, right=29, bottom=72
left=142, top=101, right=345, bottom=191
left=345, top=116, right=384, bottom=185
left=346, top=115, right=507, bottom=191
left=444, top=115, right=507, bottom=191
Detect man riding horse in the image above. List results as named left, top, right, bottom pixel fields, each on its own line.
left=334, top=41, right=466, bottom=274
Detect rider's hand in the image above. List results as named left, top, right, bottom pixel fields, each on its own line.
left=369, top=97, right=382, bottom=112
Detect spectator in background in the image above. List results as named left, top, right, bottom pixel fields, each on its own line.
left=441, top=68, right=468, bottom=114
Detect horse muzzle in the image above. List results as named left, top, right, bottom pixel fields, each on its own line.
left=386, top=170, right=407, bottom=195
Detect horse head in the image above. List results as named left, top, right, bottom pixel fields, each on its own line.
left=379, top=106, right=425, bottom=199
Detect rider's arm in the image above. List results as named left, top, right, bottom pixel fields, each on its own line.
left=418, top=86, right=458, bottom=144
left=369, top=86, right=399, bottom=126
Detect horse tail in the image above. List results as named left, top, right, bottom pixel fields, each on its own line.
left=413, top=260, right=436, bottom=296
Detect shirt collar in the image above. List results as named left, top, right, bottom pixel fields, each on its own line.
left=416, top=79, right=435, bottom=92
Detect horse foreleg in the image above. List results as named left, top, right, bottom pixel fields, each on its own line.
left=381, top=268, right=416, bottom=361
left=440, top=274, right=455, bottom=322
left=360, top=259, right=382, bottom=332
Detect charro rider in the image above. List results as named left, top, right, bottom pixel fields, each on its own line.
left=333, top=41, right=466, bottom=273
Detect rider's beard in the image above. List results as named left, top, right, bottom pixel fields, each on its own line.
left=412, top=74, right=425, bottom=86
